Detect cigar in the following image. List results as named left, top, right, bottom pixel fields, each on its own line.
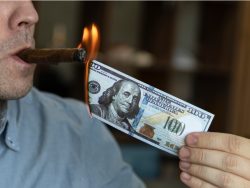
left=18, top=48, right=87, bottom=64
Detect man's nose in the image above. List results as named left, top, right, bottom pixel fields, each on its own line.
left=9, top=1, right=39, bottom=31
left=125, top=95, right=133, bottom=104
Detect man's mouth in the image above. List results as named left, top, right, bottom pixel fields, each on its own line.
left=121, top=104, right=131, bottom=111
left=9, top=46, right=33, bottom=65
left=11, top=55, right=29, bottom=65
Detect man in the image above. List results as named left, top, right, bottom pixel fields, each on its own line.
left=0, top=1, right=145, bottom=187
left=2, top=2, right=250, bottom=188
left=90, top=80, right=141, bottom=131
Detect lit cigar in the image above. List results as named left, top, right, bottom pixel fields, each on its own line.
left=18, top=48, right=87, bottom=64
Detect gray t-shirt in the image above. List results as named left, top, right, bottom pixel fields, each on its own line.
left=1, top=88, right=145, bottom=188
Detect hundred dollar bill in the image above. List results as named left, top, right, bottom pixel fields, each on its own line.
left=88, top=60, right=214, bottom=156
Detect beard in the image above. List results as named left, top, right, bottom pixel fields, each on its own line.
left=0, top=28, right=36, bottom=100
left=0, top=60, right=36, bottom=100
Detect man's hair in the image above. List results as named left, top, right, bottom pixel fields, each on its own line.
left=98, top=80, right=140, bottom=119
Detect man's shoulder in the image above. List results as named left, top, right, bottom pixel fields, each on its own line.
left=30, top=87, right=80, bottom=106
left=18, top=88, right=110, bottom=134
left=28, top=89, right=118, bottom=145
left=22, top=88, right=89, bottom=124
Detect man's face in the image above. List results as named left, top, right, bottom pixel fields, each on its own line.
left=112, top=81, right=140, bottom=118
left=0, top=1, right=38, bottom=100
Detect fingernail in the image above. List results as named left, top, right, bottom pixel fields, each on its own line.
left=186, top=133, right=198, bottom=146
left=179, top=161, right=190, bottom=171
left=179, top=147, right=190, bottom=160
left=181, top=172, right=191, bottom=181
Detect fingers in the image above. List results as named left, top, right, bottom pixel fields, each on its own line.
left=185, top=132, right=250, bottom=159
left=179, top=147, right=250, bottom=180
left=180, top=172, right=217, bottom=188
left=179, top=133, right=250, bottom=187
left=179, top=163, right=250, bottom=188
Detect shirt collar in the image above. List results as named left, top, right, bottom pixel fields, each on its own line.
left=5, top=90, right=33, bottom=152
left=0, top=101, right=7, bottom=135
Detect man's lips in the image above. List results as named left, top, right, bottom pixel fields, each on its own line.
left=121, top=104, right=131, bottom=111
left=11, top=55, right=30, bottom=65
left=8, top=46, right=33, bottom=65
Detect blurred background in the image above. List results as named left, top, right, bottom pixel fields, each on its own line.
left=33, top=1, right=250, bottom=187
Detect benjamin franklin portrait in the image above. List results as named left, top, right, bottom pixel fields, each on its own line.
left=90, top=80, right=141, bottom=131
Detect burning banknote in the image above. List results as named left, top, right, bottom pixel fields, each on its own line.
left=88, top=60, right=214, bottom=156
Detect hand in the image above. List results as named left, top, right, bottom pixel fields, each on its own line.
left=178, top=132, right=250, bottom=188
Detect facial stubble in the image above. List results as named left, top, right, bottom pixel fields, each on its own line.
left=0, top=57, right=36, bottom=100
left=0, top=29, right=36, bottom=100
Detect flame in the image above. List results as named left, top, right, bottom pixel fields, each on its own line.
left=78, top=24, right=100, bottom=62
left=77, top=23, right=100, bottom=114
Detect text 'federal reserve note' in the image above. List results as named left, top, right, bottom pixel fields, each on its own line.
left=88, top=60, right=214, bottom=156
